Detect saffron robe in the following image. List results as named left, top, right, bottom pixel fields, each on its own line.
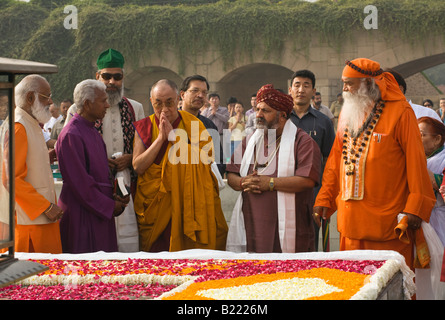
left=133, top=111, right=228, bottom=252
left=14, top=120, right=61, bottom=254
left=55, top=114, right=117, bottom=253
left=315, top=99, right=436, bottom=268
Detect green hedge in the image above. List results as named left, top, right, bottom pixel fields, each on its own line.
left=2, top=0, right=444, bottom=101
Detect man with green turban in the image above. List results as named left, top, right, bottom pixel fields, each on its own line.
left=65, top=48, right=145, bottom=252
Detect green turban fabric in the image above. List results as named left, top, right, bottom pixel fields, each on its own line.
left=96, top=48, right=124, bottom=70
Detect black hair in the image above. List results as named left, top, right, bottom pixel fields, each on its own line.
left=290, top=69, right=316, bottom=88
left=208, top=93, right=220, bottom=99
left=180, top=74, right=209, bottom=92
left=385, top=68, right=406, bottom=94
left=227, top=96, right=237, bottom=104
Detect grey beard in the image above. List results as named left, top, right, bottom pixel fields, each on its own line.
left=254, top=113, right=280, bottom=130
left=107, top=85, right=124, bottom=106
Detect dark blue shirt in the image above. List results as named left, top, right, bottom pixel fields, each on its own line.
left=289, top=107, right=335, bottom=160
left=198, top=113, right=226, bottom=176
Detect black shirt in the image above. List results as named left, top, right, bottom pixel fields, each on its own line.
left=198, top=113, right=226, bottom=175
left=289, top=107, right=335, bottom=160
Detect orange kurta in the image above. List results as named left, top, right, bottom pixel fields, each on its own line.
left=14, top=123, right=61, bottom=253
left=315, top=99, right=436, bottom=268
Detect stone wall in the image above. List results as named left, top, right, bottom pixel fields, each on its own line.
left=406, top=72, right=443, bottom=108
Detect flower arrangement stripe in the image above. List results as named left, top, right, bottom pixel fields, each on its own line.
left=161, top=268, right=369, bottom=300
left=0, top=258, right=397, bottom=300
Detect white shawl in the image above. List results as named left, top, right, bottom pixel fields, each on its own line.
left=226, top=119, right=297, bottom=252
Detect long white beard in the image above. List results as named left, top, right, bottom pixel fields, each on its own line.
left=31, top=97, right=51, bottom=124
left=338, top=83, right=375, bottom=136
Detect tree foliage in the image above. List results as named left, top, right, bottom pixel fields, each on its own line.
left=2, top=0, right=444, bottom=101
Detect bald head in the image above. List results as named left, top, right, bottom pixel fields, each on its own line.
left=150, top=79, right=178, bottom=97
left=49, top=103, right=60, bottom=118
left=150, top=79, right=179, bottom=123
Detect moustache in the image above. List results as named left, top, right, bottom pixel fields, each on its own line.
left=106, top=84, right=119, bottom=90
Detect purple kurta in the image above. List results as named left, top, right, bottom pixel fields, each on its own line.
left=226, top=128, right=321, bottom=253
left=55, top=113, right=117, bottom=253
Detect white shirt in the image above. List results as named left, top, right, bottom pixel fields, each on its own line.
left=101, top=99, right=145, bottom=157
left=44, top=115, right=62, bottom=132
left=312, top=104, right=334, bottom=120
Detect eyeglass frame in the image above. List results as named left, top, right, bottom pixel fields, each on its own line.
left=186, top=88, right=209, bottom=96
left=152, top=99, right=177, bottom=109
left=99, top=72, right=124, bottom=81
left=419, top=131, right=438, bottom=137
left=37, top=92, right=52, bottom=101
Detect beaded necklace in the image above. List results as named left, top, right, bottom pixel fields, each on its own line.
left=342, top=100, right=385, bottom=176
left=253, top=135, right=282, bottom=174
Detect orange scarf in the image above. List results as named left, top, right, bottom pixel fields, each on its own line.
left=395, top=215, right=430, bottom=268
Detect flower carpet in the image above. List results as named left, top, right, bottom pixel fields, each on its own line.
left=0, top=250, right=414, bottom=300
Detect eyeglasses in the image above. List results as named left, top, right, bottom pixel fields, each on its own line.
left=152, top=99, right=176, bottom=109
left=420, top=131, right=437, bottom=137
left=187, top=88, right=208, bottom=96
left=424, top=104, right=432, bottom=107
left=38, top=92, right=52, bottom=101
left=100, top=73, right=123, bottom=81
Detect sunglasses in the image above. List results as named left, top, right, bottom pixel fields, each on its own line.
left=100, top=73, right=123, bottom=81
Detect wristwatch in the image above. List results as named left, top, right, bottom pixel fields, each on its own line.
left=269, top=178, right=275, bottom=191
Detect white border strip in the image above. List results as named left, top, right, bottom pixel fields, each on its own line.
left=14, top=249, right=415, bottom=299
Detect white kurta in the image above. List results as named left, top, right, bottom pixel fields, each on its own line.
left=426, top=147, right=445, bottom=246
left=104, top=99, right=144, bottom=252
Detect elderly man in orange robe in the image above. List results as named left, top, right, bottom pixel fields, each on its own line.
left=13, top=74, right=63, bottom=253
left=132, top=79, right=228, bottom=252
left=314, top=58, right=436, bottom=269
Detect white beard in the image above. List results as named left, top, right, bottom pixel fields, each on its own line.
left=338, top=82, right=376, bottom=136
left=31, top=97, right=52, bottom=124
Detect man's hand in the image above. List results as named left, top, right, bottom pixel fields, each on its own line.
left=113, top=198, right=128, bottom=217
left=405, top=212, right=422, bottom=230
left=158, top=112, right=174, bottom=142
left=44, top=203, right=64, bottom=222
left=240, top=171, right=269, bottom=193
left=114, top=193, right=130, bottom=205
left=313, top=206, right=328, bottom=228
left=48, top=148, right=57, bottom=164
left=114, top=154, right=132, bottom=172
